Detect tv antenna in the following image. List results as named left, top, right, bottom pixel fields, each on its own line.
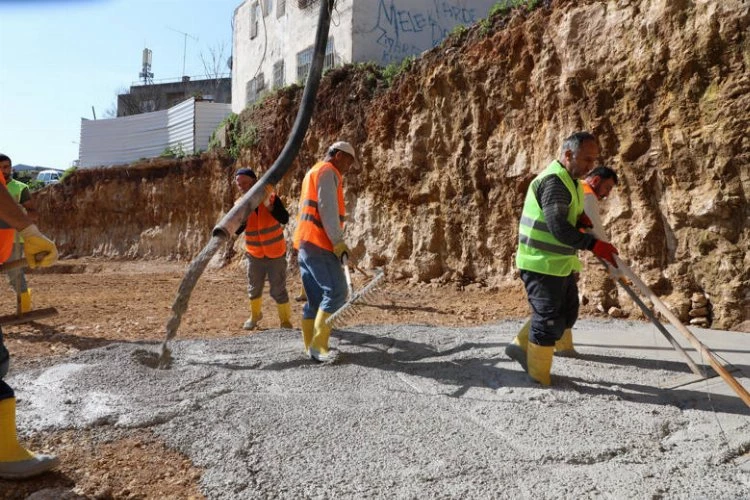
left=166, top=26, right=198, bottom=78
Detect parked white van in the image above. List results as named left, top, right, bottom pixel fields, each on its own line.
left=37, top=170, right=62, bottom=185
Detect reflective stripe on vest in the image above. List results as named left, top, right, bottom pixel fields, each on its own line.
left=0, top=176, right=16, bottom=263
left=293, top=161, right=345, bottom=252
left=516, top=160, right=583, bottom=277
left=244, top=202, right=287, bottom=259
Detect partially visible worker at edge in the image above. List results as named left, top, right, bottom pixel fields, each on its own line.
left=0, top=175, right=60, bottom=479
left=581, top=165, right=618, bottom=243
left=293, top=141, right=357, bottom=363
left=507, top=131, right=619, bottom=385
left=508, top=164, right=621, bottom=359
left=0, top=154, right=36, bottom=314
left=234, top=167, right=293, bottom=330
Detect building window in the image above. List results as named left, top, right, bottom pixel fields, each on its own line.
left=246, top=73, right=266, bottom=104
left=296, top=38, right=336, bottom=83
left=296, top=47, right=312, bottom=83
left=277, top=0, right=285, bottom=17
left=297, top=0, right=316, bottom=8
left=140, top=100, right=156, bottom=113
left=324, top=37, right=336, bottom=70
left=273, top=60, right=285, bottom=89
left=262, top=0, right=271, bottom=16
left=250, top=1, right=260, bottom=39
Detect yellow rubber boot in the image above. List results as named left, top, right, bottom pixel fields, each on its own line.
left=277, top=302, right=293, bottom=329
left=243, top=298, right=263, bottom=330
left=301, top=318, right=314, bottom=357
left=309, top=310, right=336, bottom=363
left=555, top=328, right=578, bottom=357
left=527, top=342, right=554, bottom=386
left=19, top=289, right=32, bottom=314
left=505, top=319, right=530, bottom=371
left=0, top=398, right=59, bottom=479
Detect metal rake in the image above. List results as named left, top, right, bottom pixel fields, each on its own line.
left=326, top=255, right=385, bottom=329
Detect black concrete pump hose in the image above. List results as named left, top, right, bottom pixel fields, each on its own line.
left=213, top=0, right=335, bottom=238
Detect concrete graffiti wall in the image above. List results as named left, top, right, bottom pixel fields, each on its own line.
left=353, top=0, right=498, bottom=65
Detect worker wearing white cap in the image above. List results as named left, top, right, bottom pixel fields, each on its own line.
left=293, top=141, right=358, bottom=362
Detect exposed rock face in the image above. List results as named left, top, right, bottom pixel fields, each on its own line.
left=34, top=0, right=748, bottom=329
left=35, top=156, right=237, bottom=260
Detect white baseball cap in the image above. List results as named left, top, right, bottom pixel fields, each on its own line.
left=329, top=141, right=359, bottom=167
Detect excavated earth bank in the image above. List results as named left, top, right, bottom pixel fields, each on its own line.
left=34, top=0, right=748, bottom=330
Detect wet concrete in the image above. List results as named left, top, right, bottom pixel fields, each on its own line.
left=9, top=320, right=750, bottom=498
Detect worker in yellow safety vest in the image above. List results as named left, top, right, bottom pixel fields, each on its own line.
left=234, top=167, right=293, bottom=330
left=293, top=141, right=357, bottom=363
left=508, top=132, right=618, bottom=385
left=508, top=164, right=621, bottom=360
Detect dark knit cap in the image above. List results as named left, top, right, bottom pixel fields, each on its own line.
left=236, top=168, right=257, bottom=178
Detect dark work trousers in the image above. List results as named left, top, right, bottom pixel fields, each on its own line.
left=521, top=269, right=579, bottom=347
left=0, top=327, right=14, bottom=400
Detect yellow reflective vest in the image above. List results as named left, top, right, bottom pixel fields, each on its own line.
left=516, top=160, right=584, bottom=276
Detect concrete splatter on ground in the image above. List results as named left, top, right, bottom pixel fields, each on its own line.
left=10, top=320, right=750, bottom=498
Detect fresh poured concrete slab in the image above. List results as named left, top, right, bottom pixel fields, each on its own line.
left=9, top=319, right=750, bottom=498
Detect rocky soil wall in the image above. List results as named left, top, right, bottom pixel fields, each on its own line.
left=34, top=0, right=749, bottom=329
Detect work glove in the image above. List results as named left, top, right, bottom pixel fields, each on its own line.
left=333, top=241, right=350, bottom=263
left=19, top=224, right=59, bottom=268
left=591, top=239, right=618, bottom=268
left=576, top=213, right=594, bottom=230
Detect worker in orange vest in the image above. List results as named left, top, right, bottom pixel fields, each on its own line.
left=293, top=141, right=358, bottom=363
left=0, top=168, right=59, bottom=479
left=0, top=155, right=36, bottom=313
left=235, top=167, right=293, bottom=330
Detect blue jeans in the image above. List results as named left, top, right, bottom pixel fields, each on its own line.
left=298, top=242, right=347, bottom=320
left=0, top=327, right=13, bottom=400
left=521, top=270, right=579, bottom=346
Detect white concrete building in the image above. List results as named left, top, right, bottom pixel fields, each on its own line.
left=232, top=0, right=498, bottom=112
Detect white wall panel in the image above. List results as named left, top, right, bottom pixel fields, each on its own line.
left=79, top=98, right=231, bottom=168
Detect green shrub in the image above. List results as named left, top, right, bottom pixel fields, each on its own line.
left=60, top=166, right=76, bottom=183
left=382, top=56, right=415, bottom=87
left=209, top=113, right=259, bottom=159
left=160, top=143, right=187, bottom=159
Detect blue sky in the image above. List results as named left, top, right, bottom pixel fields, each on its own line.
left=0, top=0, right=240, bottom=168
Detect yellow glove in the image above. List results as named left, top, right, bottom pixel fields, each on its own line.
left=333, top=241, right=350, bottom=263
left=19, top=224, right=58, bottom=268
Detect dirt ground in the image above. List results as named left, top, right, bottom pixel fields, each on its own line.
left=1, top=257, right=540, bottom=499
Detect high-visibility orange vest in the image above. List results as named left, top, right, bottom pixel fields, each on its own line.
left=293, top=161, right=346, bottom=252
left=244, top=199, right=287, bottom=259
left=0, top=175, right=16, bottom=263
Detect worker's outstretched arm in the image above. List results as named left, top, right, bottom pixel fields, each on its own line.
left=0, top=187, right=58, bottom=268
